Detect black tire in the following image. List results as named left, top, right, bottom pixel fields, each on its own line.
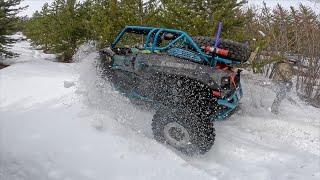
left=152, top=107, right=215, bottom=155
left=193, top=36, right=251, bottom=63
left=155, top=75, right=217, bottom=115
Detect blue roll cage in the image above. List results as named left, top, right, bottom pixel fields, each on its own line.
left=111, top=26, right=240, bottom=67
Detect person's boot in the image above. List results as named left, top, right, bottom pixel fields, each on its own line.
left=271, top=108, right=279, bottom=114
left=270, top=103, right=279, bottom=114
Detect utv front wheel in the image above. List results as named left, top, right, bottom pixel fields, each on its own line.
left=151, top=107, right=215, bottom=155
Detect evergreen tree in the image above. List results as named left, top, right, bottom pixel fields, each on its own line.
left=0, top=0, right=25, bottom=57
left=158, top=0, right=246, bottom=40
left=23, top=0, right=251, bottom=61
left=24, top=0, right=90, bottom=62
left=24, top=3, right=53, bottom=51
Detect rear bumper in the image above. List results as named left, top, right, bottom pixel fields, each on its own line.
left=211, top=84, right=243, bottom=121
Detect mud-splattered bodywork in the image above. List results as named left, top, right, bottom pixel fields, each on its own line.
left=100, top=26, right=245, bottom=120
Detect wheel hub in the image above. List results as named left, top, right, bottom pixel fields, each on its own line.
left=164, top=122, right=190, bottom=148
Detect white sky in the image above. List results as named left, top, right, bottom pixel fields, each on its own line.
left=18, top=0, right=320, bottom=17
left=19, top=0, right=54, bottom=17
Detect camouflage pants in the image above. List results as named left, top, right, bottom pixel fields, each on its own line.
left=271, top=82, right=293, bottom=114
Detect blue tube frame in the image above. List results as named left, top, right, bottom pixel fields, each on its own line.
left=111, top=26, right=240, bottom=66
left=213, top=85, right=243, bottom=121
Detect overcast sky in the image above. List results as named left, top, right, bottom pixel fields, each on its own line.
left=19, top=0, right=54, bottom=17
left=19, top=0, right=320, bottom=17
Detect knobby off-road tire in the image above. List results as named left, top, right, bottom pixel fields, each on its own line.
left=193, top=36, right=251, bottom=63
left=151, top=107, right=215, bottom=155
left=156, top=75, right=217, bottom=115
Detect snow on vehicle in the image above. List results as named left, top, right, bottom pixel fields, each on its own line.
left=99, top=25, right=251, bottom=155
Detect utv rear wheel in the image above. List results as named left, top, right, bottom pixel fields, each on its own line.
left=152, top=107, right=215, bottom=155
left=193, top=36, right=251, bottom=63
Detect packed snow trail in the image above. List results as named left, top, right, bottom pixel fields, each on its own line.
left=0, top=34, right=319, bottom=180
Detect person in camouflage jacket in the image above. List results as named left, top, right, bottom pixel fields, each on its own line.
left=270, top=59, right=295, bottom=114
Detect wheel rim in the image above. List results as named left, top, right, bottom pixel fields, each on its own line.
left=163, top=122, right=190, bottom=148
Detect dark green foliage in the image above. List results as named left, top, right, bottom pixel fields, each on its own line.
left=24, top=0, right=90, bottom=62
left=0, top=0, right=26, bottom=57
left=158, top=0, right=246, bottom=40
left=23, top=0, right=249, bottom=62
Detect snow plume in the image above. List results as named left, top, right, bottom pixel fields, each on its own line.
left=72, top=41, right=97, bottom=63
left=75, top=43, right=153, bottom=134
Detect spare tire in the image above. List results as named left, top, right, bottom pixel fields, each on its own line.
left=193, top=36, right=251, bottom=63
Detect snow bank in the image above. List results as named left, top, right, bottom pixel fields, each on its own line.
left=1, top=32, right=56, bottom=66
left=0, top=34, right=319, bottom=180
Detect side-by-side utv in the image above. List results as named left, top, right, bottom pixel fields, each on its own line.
left=99, top=25, right=251, bottom=155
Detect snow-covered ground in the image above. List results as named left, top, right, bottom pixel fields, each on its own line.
left=0, top=34, right=319, bottom=180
